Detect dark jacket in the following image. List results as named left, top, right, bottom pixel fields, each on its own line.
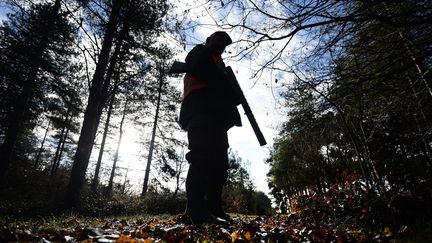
left=179, top=44, right=241, bottom=131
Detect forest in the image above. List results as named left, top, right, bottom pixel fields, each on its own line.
left=1, top=0, right=431, bottom=242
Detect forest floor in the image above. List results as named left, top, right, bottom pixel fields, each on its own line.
left=1, top=214, right=431, bottom=242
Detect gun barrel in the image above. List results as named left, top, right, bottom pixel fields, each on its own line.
left=225, top=67, right=267, bottom=146
left=240, top=98, right=267, bottom=146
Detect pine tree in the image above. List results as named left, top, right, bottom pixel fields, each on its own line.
left=0, top=0, right=78, bottom=183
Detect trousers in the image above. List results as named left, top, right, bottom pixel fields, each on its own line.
left=185, top=126, right=229, bottom=220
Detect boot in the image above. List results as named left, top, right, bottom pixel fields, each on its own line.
left=206, top=180, right=232, bottom=222
left=185, top=164, right=208, bottom=221
left=185, top=164, right=228, bottom=226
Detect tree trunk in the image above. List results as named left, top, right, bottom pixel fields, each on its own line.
left=65, top=0, right=123, bottom=209
left=106, top=99, right=128, bottom=196
left=52, top=111, right=70, bottom=176
left=122, top=167, right=129, bottom=194
left=142, top=67, right=164, bottom=196
left=398, top=30, right=432, bottom=97
left=51, top=126, right=66, bottom=175
left=90, top=20, right=127, bottom=192
left=54, top=127, right=69, bottom=176
left=174, top=157, right=184, bottom=196
left=34, top=120, right=51, bottom=169
left=91, top=83, right=118, bottom=192
left=0, top=56, right=41, bottom=182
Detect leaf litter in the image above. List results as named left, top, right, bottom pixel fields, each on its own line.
left=0, top=214, right=418, bottom=242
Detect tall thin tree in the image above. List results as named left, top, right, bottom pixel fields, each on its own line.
left=106, top=98, right=128, bottom=196
left=65, top=0, right=124, bottom=208
left=142, top=64, right=164, bottom=196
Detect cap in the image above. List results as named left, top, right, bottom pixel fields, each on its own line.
left=207, top=31, right=233, bottom=46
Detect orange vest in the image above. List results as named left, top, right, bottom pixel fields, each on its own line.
left=183, top=54, right=223, bottom=98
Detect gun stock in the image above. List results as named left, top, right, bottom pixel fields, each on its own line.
left=168, top=61, right=188, bottom=74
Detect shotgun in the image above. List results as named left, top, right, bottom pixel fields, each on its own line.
left=169, top=61, right=267, bottom=146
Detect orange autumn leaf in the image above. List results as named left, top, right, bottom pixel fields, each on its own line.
left=244, top=231, right=251, bottom=241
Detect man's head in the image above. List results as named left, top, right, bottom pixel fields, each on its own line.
left=205, top=31, right=232, bottom=54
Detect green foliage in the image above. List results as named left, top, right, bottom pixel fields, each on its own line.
left=223, top=151, right=274, bottom=215
left=247, top=2, right=432, bottom=234
left=0, top=1, right=79, bottom=122
left=292, top=177, right=432, bottom=231
left=0, top=162, right=70, bottom=217
left=0, top=170, right=187, bottom=217
left=0, top=1, right=82, bottom=181
left=139, top=192, right=187, bottom=215
left=80, top=190, right=187, bottom=216
left=266, top=1, right=432, bottom=225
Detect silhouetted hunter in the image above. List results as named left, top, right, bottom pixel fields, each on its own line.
left=179, top=31, right=242, bottom=225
